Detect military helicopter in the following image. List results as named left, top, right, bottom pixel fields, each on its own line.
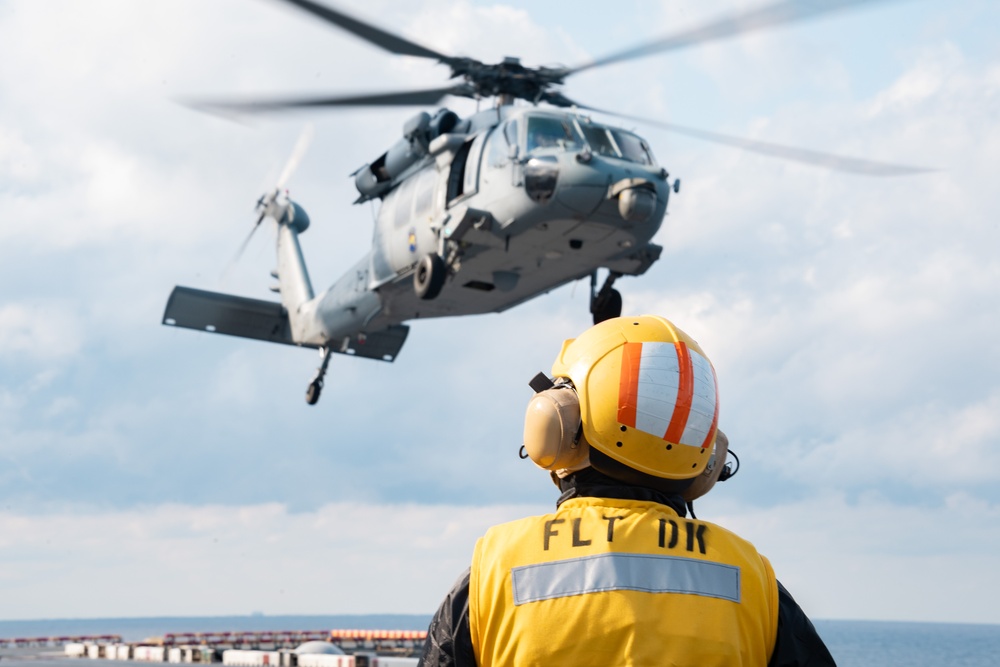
left=162, top=0, right=927, bottom=405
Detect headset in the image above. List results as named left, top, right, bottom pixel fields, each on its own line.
left=522, top=376, right=590, bottom=472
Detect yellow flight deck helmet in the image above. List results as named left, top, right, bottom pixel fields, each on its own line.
left=524, top=315, right=721, bottom=495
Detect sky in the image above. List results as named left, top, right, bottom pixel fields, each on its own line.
left=1, top=0, right=999, bottom=626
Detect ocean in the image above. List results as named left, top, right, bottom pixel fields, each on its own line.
left=815, top=619, right=1000, bottom=667
left=2, top=615, right=999, bottom=666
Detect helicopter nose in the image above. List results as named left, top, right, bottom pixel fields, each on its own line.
left=552, top=156, right=608, bottom=214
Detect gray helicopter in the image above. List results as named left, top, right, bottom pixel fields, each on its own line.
left=162, top=0, right=927, bottom=405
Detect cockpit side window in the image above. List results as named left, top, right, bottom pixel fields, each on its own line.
left=526, top=116, right=582, bottom=153
left=611, top=129, right=655, bottom=165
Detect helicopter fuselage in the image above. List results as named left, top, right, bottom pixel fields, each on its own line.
left=295, top=105, right=671, bottom=347
left=163, top=104, right=675, bottom=404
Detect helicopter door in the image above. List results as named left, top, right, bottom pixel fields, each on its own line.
left=446, top=142, right=471, bottom=203
left=446, top=133, right=487, bottom=205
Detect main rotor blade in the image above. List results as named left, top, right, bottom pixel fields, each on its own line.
left=187, top=85, right=472, bottom=115
left=273, top=0, right=455, bottom=63
left=583, top=106, right=934, bottom=176
left=568, top=0, right=907, bottom=76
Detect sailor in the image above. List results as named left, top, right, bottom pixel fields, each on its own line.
left=418, top=315, right=836, bottom=666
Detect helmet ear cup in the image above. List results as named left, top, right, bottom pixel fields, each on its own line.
left=682, top=429, right=729, bottom=502
left=523, top=387, right=588, bottom=471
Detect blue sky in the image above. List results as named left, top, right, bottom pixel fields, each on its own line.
left=2, top=0, right=999, bottom=624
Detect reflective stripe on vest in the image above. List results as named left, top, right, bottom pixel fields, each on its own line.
left=512, top=552, right=741, bottom=605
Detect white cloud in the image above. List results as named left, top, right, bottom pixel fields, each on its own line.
left=868, top=43, right=965, bottom=117
left=0, top=501, right=547, bottom=619
left=793, top=391, right=1000, bottom=487
left=628, top=41, right=1000, bottom=496
left=0, top=303, right=84, bottom=360
left=703, top=491, right=1000, bottom=623
left=3, top=494, right=999, bottom=624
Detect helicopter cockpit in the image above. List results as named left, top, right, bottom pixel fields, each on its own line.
left=519, top=112, right=657, bottom=166
left=578, top=123, right=656, bottom=165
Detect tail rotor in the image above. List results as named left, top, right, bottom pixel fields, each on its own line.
left=227, top=124, right=315, bottom=271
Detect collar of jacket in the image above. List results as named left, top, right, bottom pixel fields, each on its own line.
left=556, top=466, right=688, bottom=517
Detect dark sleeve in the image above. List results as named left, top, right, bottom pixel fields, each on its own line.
left=768, top=580, right=837, bottom=667
left=417, top=568, right=477, bottom=667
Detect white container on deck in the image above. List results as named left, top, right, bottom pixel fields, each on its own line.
left=86, top=644, right=103, bottom=659
left=190, top=646, right=218, bottom=663
left=134, top=646, right=168, bottom=662
left=168, top=647, right=184, bottom=663
left=370, top=659, right=418, bottom=667
left=222, top=650, right=282, bottom=667
left=296, top=654, right=353, bottom=667
left=65, top=643, right=87, bottom=658
left=114, top=644, right=133, bottom=660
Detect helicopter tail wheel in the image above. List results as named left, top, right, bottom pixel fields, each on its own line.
left=305, top=346, right=333, bottom=406
left=414, top=253, right=446, bottom=300
left=306, top=379, right=323, bottom=405
left=592, top=287, right=623, bottom=325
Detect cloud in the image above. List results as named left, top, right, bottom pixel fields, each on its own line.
left=0, top=501, right=547, bottom=619
left=2, top=494, right=998, bottom=624
left=0, top=303, right=84, bottom=361
left=703, top=490, right=1000, bottom=624
left=629, top=41, right=1000, bottom=503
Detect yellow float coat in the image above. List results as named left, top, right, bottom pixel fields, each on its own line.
left=469, top=497, right=778, bottom=667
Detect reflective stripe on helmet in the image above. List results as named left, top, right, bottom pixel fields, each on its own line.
left=617, top=341, right=718, bottom=449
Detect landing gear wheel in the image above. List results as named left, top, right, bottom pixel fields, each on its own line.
left=305, top=346, right=332, bottom=406
left=306, top=379, right=323, bottom=405
left=592, top=288, right=622, bottom=325
left=414, top=253, right=446, bottom=300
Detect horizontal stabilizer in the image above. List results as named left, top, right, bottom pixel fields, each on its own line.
left=336, top=325, right=410, bottom=362
left=163, top=286, right=307, bottom=347
left=162, top=286, right=408, bottom=361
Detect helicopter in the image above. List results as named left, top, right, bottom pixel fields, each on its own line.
left=162, top=0, right=928, bottom=405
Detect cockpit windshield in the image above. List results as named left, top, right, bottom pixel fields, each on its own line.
left=526, top=115, right=584, bottom=153
left=578, top=123, right=656, bottom=166
left=611, top=129, right=655, bottom=165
